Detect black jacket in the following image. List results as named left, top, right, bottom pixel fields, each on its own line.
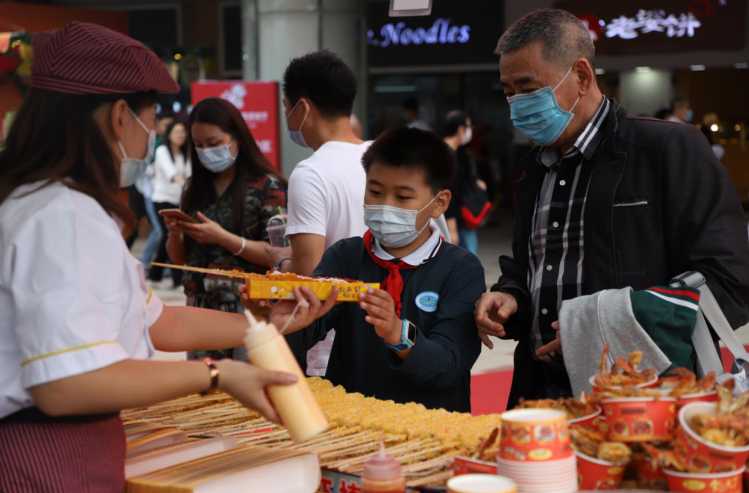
left=495, top=103, right=749, bottom=407
left=288, top=237, right=485, bottom=412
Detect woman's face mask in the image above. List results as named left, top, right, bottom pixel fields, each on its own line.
left=507, top=66, right=580, bottom=146
left=196, top=144, right=237, bottom=173
left=118, top=107, right=156, bottom=188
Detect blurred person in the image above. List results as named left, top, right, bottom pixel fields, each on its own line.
left=165, top=97, right=286, bottom=360
left=402, top=97, right=431, bottom=131
left=279, top=50, right=371, bottom=375
left=351, top=113, right=364, bottom=139
left=700, top=112, right=725, bottom=161
left=442, top=110, right=490, bottom=254
left=148, top=120, right=191, bottom=287
left=0, top=22, right=294, bottom=491
left=667, top=97, right=693, bottom=124
left=475, top=9, right=749, bottom=406
left=155, top=112, right=175, bottom=147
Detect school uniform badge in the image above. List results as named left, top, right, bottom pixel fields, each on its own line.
left=415, top=291, right=439, bottom=312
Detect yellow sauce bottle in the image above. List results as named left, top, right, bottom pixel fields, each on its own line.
left=243, top=310, right=328, bottom=442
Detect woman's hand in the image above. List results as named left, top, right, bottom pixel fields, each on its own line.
left=215, top=359, right=297, bottom=423
left=269, top=287, right=338, bottom=334
left=165, top=217, right=184, bottom=235
left=180, top=212, right=230, bottom=246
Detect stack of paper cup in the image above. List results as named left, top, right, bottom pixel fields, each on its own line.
left=496, top=409, right=577, bottom=493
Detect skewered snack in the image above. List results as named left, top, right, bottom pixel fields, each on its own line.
left=515, top=397, right=598, bottom=419
left=570, top=426, right=632, bottom=465
left=122, top=377, right=501, bottom=486
left=150, top=263, right=379, bottom=302
left=592, top=345, right=657, bottom=391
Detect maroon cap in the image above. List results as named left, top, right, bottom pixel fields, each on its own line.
left=31, top=22, right=179, bottom=95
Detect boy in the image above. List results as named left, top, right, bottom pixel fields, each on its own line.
left=272, top=127, right=485, bottom=412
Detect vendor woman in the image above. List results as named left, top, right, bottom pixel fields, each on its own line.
left=0, top=23, right=297, bottom=492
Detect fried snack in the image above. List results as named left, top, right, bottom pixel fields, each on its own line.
left=570, top=426, right=631, bottom=465
left=598, top=442, right=632, bottom=464
left=515, top=398, right=598, bottom=419
left=660, top=368, right=717, bottom=398
left=640, top=442, right=689, bottom=472
left=687, top=385, right=749, bottom=448
left=591, top=345, right=658, bottom=395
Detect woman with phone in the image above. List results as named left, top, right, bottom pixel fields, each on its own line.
left=165, top=97, right=287, bottom=360
left=0, top=24, right=296, bottom=491
left=148, top=120, right=191, bottom=286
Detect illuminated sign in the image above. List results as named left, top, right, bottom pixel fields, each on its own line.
left=595, top=10, right=702, bottom=40
left=367, top=18, right=471, bottom=47
left=366, top=0, right=502, bottom=67
left=555, top=0, right=747, bottom=55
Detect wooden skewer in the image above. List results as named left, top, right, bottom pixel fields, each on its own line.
left=150, top=262, right=251, bottom=280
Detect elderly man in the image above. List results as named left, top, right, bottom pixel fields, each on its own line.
left=475, top=9, right=749, bottom=406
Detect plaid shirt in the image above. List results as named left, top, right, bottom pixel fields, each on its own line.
left=528, top=97, right=611, bottom=350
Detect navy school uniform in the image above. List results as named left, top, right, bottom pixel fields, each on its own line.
left=287, top=230, right=485, bottom=412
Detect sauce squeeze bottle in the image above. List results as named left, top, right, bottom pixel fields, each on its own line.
left=362, top=443, right=406, bottom=493
left=243, top=309, right=328, bottom=442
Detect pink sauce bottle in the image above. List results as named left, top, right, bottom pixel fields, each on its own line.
left=361, top=443, right=406, bottom=493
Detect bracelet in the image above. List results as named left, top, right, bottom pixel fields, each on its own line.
left=274, top=257, right=292, bottom=271
left=200, top=358, right=220, bottom=396
left=233, top=237, right=246, bottom=256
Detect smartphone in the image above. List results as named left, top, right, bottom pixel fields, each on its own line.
left=158, top=208, right=198, bottom=223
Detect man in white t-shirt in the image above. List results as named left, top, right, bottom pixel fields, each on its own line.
left=279, top=50, right=370, bottom=374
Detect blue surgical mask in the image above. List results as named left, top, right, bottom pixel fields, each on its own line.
left=685, top=109, right=694, bottom=123
left=197, top=144, right=236, bottom=173
left=364, top=197, right=437, bottom=248
left=286, top=100, right=310, bottom=148
left=507, top=66, right=580, bottom=146
left=118, top=107, right=156, bottom=188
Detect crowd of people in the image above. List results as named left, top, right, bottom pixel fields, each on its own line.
left=1, top=9, right=749, bottom=491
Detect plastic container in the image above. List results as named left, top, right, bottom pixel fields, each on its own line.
left=674, top=402, right=749, bottom=472
left=243, top=310, right=328, bottom=442
left=361, top=443, right=406, bottom=493
left=266, top=214, right=289, bottom=247
left=575, top=451, right=625, bottom=490
left=600, top=397, right=676, bottom=442
left=664, top=466, right=744, bottom=493
left=446, top=474, right=517, bottom=493
left=499, top=408, right=572, bottom=462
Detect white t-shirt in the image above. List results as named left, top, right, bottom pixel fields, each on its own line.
left=0, top=182, right=164, bottom=418
left=286, top=141, right=370, bottom=247
left=151, top=145, right=191, bottom=205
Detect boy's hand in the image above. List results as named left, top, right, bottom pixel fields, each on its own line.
left=360, top=289, right=401, bottom=345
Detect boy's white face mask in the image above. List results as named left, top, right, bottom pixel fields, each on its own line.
left=363, top=196, right=436, bottom=248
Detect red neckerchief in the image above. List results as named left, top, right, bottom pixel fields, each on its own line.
left=363, top=230, right=416, bottom=317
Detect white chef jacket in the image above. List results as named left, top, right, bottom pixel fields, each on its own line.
left=0, top=181, right=164, bottom=419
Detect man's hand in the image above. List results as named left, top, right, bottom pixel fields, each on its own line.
left=535, top=321, right=561, bottom=363
left=360, top=289, right=401, bottom=345
left=474, top=291, right=518, bottom=349
left=180, top=212, right=231, bottom=246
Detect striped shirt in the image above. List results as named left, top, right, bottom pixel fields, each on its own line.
left=528, top=97, right=611, bottom=351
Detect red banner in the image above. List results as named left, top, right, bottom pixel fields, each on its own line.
left=191, top=81, right=281, bottom=169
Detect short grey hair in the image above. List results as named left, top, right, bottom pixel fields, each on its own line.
left=496, top=9, right=595, bottom=67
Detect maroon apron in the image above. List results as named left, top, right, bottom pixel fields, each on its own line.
left=0, top=407, right=126, bottom=492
